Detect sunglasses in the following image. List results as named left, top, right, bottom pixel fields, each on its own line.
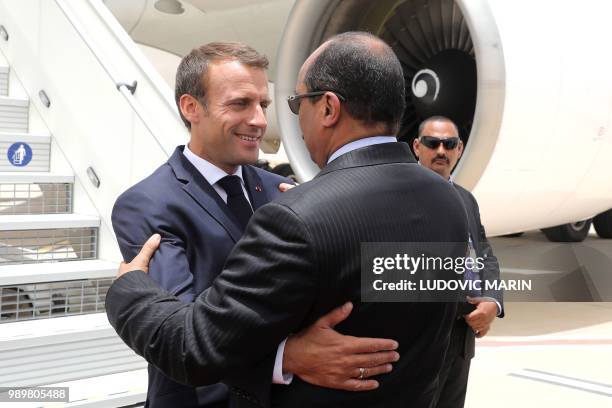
left=287, top=91, right=346, bottom=115
left=419, top=136, right=461, bottom=150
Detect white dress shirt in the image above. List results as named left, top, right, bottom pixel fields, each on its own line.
left=183, top=144, right=252, bottom=207
left=327, top=136, right=397, bottom=164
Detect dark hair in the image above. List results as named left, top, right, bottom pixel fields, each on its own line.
left=417, top=116, right=459, bottom=137
left=303, top=32, right=405, bottom=134
left=175, top=42, right=269, bottom=128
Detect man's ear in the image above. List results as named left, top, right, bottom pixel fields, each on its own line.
left=321, top=92, right=341, bottom=128
left=457, top=139, right=464, bottom=159
left=412, top=138, right=420, bottom=159
left=179, top=94, right=201, bottom=126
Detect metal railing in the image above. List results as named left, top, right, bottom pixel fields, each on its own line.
left=53, top=0, right=173, bottom=157
left=0, top=277, right=112, bottom=322
left=0, top=227, right=97, bottom=264
left=0, top=183, right=72, bottom=215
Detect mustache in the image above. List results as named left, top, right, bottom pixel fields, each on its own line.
left=432, top=155, right=449, bottom=164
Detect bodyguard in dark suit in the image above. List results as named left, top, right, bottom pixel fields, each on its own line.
left=112, top=42, right=399, bottom=408
left=107, top=32, right=469, bottom=407
left=413, top=116, right=504, bottom=408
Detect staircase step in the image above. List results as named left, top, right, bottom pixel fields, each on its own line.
left=0, top=131, right=50, bottom=143
left=0, top=259, right=117, bottom=286
left=0, top=95, right=28, bottom=107
left=0, top=95, right=29, bottom=133
left=0, top=312, right=112, bottom=345
left=0, top=132, right=50, bottom=172
left=0, top=214, right=99, bottom=230
left=0, top=313, right=146, bottom=387
left=0, top=66, right=7, bottom=96
left=43, top=369, right=147, bottom=407
left=0, top=171, right=73, bottom=184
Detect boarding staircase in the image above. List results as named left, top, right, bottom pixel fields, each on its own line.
left=0, top=0, right=188, bottom=405
left=0, top=56, right=148, bottom=407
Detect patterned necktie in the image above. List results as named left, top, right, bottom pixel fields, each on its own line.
left=217, top=175, right=253, bottom=231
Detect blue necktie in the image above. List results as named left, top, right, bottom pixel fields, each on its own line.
left=217, top=175, right=253, bottom=231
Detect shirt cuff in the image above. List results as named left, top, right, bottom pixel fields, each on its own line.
left=272, top=338, right=294, bottom=385
left=495, top=301, right=503, bottom=316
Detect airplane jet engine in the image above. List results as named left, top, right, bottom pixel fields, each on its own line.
left=102, top=0, right=612, bottom=241
left=274, top=0, right=612, bottom=239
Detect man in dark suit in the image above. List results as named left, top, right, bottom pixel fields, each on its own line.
left=106, top=32, right=469, bottom=407
left=113, top=42, right=400, bottom=408
left=413, top=116, right=504, bottom=408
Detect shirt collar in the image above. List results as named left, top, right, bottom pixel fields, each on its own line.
left=183, top=144, right=244, bottom=186
left=327, top=136, right=397, bottom=164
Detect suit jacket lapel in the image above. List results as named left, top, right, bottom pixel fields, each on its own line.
left=455, top=187, right=481, bottom=248
left=242, top=166, right=269, bottom=211
left=168, top=147, right=243, bottom=243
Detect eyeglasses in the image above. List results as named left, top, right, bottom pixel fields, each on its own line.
left=287, top=91, right=346, bottom=115
left=419, top=136, right=461, bottom=150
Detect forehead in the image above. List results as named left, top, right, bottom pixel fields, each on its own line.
left=296, top=43, right=326, bottom=91
left=296, top=63, right=309, bottom=92
left=205, top=60, right=268, bottom=97
left=421, top=120, right=458, bottom=138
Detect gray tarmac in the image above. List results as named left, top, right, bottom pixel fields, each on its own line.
left=466, top=230, right=612, bottom=407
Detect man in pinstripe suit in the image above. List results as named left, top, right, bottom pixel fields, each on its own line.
left=106, top=32, right=468, bottom=407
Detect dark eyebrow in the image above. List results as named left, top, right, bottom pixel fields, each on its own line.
left=225, top=97, right=272, bottom=108
left=226, top=97, right=250, bottom=105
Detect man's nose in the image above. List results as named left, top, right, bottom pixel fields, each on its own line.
left=248, top=105, right=267, bottom=129
left=437, top=143, right=446, bottom=154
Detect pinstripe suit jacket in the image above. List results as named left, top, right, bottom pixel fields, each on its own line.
left=106, top=142, right=469, bottom=408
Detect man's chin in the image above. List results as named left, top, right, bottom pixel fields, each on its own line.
left=429, top=163, right=450, bottom=177
left=236, top=152, right=260, bottom=166
left=235, top=142, right=261, bottom=157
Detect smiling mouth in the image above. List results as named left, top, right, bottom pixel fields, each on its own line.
left=237, top=134, right=261, bottom=142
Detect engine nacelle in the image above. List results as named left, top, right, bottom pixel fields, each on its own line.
left=274, top=0, right=612, bottom=235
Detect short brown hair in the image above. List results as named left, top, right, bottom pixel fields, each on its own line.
left=175, top=42, right=269, bottom=128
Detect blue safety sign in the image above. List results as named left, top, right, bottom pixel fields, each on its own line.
left=7, top=142, right=33, bottom=167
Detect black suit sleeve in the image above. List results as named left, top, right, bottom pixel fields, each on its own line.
left=112, top=189, right=196, bottom=302
left=106, top=201, right=319, bottom=386
left=469, top=194, right=504, bottom=316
